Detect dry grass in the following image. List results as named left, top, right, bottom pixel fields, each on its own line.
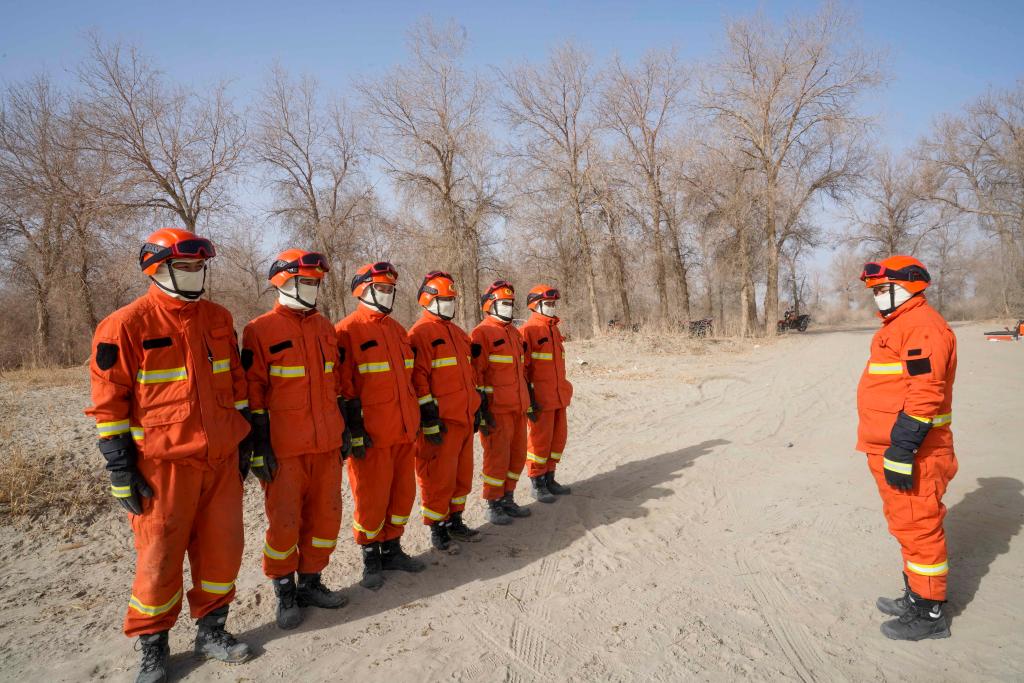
left=0, top=364, right=88, bottom=390
left=0, top=444, right=108, bottom=527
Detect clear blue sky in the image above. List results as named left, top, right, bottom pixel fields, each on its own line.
left=2, top=0, right=1022, bottom=152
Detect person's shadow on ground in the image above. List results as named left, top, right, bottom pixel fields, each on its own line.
left=945, top=476, right=1024, bottom=618
left=167, top=437, right=728, bottom=676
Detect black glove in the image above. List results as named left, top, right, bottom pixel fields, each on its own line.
left=337, top=397, right=352, bottom=460
left=475, top=389, right=496, bottom=435
left=882, top=412, right=933, bottom=491
left=99, top=435, right=153, bottom=515
left=238, top=407, right=254, bottom=481
left=420, top=400, right=447, bottom=445
left=343, top=398, right=373, bottom=459
left=251, top=412, right=279, bottom=482
left=526, top=384, right=542, bottom=423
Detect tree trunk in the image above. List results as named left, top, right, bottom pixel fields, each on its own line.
left=35, top=284, right=51, bottom=363
left=574, top=207, right=602, bottom=337
left=606, top=223, right=632, bottom=326
left=763, top=191, right=780, bottom=336
left=646, top=195, right=669, bottom=323
left=738, top=224, right=753, bottom=337
left=664, top=220, right=691, bottom=322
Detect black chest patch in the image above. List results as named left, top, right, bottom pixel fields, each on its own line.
left=142, top=336, right=172, bottom=350
left=360, top=339, right=379, bottom=351
left=269, top=340, right=293, bottom=354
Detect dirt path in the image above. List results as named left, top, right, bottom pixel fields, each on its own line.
left=1, top=323, right=1022, bottom=682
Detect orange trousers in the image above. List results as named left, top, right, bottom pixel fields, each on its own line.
left=261, top=451, right=343, bottom=578
left=415, top=421, right=474, bottom=524
left=479, top=412, right=527, bottom=500
left=123, top=456, right=243, bottom=637
left=525, top=407, right=568, bottom=478
left=348, top=442, right=416, bottom=544
left=867, top=449, right=959, bottom=600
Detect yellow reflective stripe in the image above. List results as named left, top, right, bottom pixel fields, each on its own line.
left=390, top=514, right=410, bottom=525
left=263, top=541, right=297, bottom=560
left=324, top=361, right=335, bottom=373
left=906, top=560, right=948, bottom=576
left=110, top=484, right=132, bottom=498
left=506, top=471, right=520, bottom=481
left=932, top=413, right=952, bottom=427
left=431, top=357, right=458, bottom=368
left=868, top=362, right=903, bottom=375
left=418, top=394, right=435, bottom=406
left=353, top=519, right=385, bottom=539
left=404, top=358, right=415, bottom=370
left=234, top=399, right=249, bottom=410
left=531, top=352, right=553, bottom=360
left=97, top=419, right=130, bottom=437
left=269, top=365, right=306, bottom=378
left=211, top=358, right=230, bottom=374
left=488, top=354, right=513, bottom=364
left=130, top=426, right=144, bottom=442
left=357, top=361, right=391, bottom=374
left=550, top=452, right=562, bottom=461
left=251, top=456, right=265, bottom=467
left=200, top=579, right=235, bottom=595
left=883, top=458, right=913, bottom=475
left=421, top=506, right=446, bottom=521
left=251, top=408, right=266, bottom=415
left=423, top=424, right=441, bottom=435
left=478, top=385, right=494, bottom=393
left=137, top=367, right=187, bottom=384
left=129, top=589, right=182, bottom=617
left=481, top=473, right=504, bottom=487
left=526, top=451, right=548, bottom=464
left=450, top=495, right=467, bottom=505
left=351, top=436, right=365, bottom=447
left=311, top=536, right=337, bottom=548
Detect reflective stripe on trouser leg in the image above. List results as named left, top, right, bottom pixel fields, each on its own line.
left=505, top=413, right=528, bottom=493
left=548, top=408, right=569, bottom=474
left=261, top=455, right=304, bottom=578
left=525, top=408, right=555, bottom=479
left=297, top=451, right=344, bottom=575
left=347, top=444, right=393, bottom=545
left=415, top=423, right=469, bottom=525
left=480, top=412, right=514, bottom=500
left=451, top=424, right=475, bottom=512
left=866, top=450, right=958, bottom=601
left=381, top=442, right=417, bottom=543
left=186, top=457, right=244, bottom=620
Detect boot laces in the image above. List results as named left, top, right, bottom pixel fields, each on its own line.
left=202, top=624, right=238, bottom=648
left=302, top=575, right=331, bottom=595
left=136, top=637, right=165, bottom=671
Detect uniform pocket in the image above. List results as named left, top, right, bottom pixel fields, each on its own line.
left=267, top=340, right=310, bottom=410
left=356, top=343, right=397, bottom=406
left=205, top=326, right=236, bottom=408
left=137, top=334, right=190, bottom=424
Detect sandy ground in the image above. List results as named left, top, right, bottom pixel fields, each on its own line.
left=1, top=322, right=1022, bottom=682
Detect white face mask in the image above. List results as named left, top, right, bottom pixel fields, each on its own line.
left=278, top=278, right=319, bottom=310
left=153, top=260, right=206, bottom=301
left=428, top=298, right=456, bottom=320
left=360, top=286, right=395, bottom=314
left=491, top=300, right=514, bottom=322
left=874, top=283, right=913, bottom=316
left=538, top=300, right=558, bottom=318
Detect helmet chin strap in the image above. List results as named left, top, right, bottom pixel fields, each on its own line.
left=360, top=287, right=393, bottom=315
left=151, top=265, right=205, bottom=301
left=279, top=280, right=317, bottom=310
left=489, top=310, right=513, bottom=323
left=427, top=299, right=454, bottom=321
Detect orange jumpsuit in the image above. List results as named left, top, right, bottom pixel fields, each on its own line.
left=471, top=316, right=531, bottom=500
left=335, top=305, right=420, bottom=544
left=409, top=311, right=482, bottom=524
left=522, top=313, right=573, bottom=478
left=242, top=303, right=345, bottom=578
left=86, top=285, right=250, bottom=637
left=856, top=295, right=958, bottom=601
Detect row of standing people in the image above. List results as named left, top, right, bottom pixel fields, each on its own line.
left=86, top=229, right=574, bottom=683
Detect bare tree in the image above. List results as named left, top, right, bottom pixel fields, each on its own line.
left=702, top=5, right=883, bottom=334
left=357, top=19, right=502, bottom=328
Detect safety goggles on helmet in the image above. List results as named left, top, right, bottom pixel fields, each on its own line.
left=139, top=237, right=216, bottom=272
left=269, top=252, right=330, bottom=279
left=350, top=261, right=398, bottom=292
left=419, top=270, right=454, bottom=296
left=859, top=262, right=930, bottom=284
left=527, top=288, right=560, bottom=305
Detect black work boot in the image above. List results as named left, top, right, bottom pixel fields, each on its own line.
left=880, top=599, right=951, bottom=641
left=502, top=491, right=533, bottom=516
left=297, top=572, right=348, bottom=609
left=445, top=511, right=481, bottom=542
left=430, top=522, right=461, bottom=554
left=485, top=499, right=513, bottom=525
left=380, top=538, right=426, bottom=572
left=194, top=606, right=251, bottom=663
left=530, top=477, right=556, bottom=504
left=272, top=574, right=303, bottom=630
left=360, top=543, right=385, bottom=590
left=876, top=573, right=913, bottom=617
left=545, top=471, right=572, bottom=495
left=134, top=631, right=169, bottom=683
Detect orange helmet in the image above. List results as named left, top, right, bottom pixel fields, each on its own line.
left=350, top=261, right=398, bottom=298
left=418, top=270, right=457, bottom=307
left=480, top=279, right=515, bottom=314
left=526, top=284, right=560, bottom=312
left=860, top=255, right=931, bottom=295
left=139, top=228, right=216, bottom=275
left=268, top=249, right=329, bottom=288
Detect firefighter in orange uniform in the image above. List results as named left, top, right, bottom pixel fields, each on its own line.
left=409, top=271, right=488, bottom=553
left=86, top=228, right=252, bottom=683
left=471, top=280, right=538, bottom=525
left=242, top=249, right=348, bottom=631
left=335, top=261, right=425, bottom=590
left=857, top=256, right=958, bottom=641
left=522, top=285, right=574, bottom=502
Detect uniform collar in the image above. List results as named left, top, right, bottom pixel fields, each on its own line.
left=881, top=294, right=927, bottom=325
left=482, top=315, right=511, bottom=329
left=354, top=302, right=389, bottom=321
left=421, top=309, right=451, bottom=325
left=274, top=301, right=319, bottom=321
left=146, top=283, right=200, bottom=311
left=529, top=312, right=559, bottom=326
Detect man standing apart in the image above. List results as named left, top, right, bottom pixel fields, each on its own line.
left=409, top=271, right=489, bottom=553
left=242, top=249, right=349, bottom=630
left=86, top=228, right=252, bottom=683
left=522, top=285, right=574, bottom=503
left=336, top=261, right=425, bottom=590
left=857, top=256, right=958, bottom=641
left=471, top=280, right=538, bottom=525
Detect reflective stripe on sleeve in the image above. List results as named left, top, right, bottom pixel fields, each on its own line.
left=234, top=399, right=249, bottom=410
left=417, top=394, right=435, bottom=406
left=136, top=367, right=187, bottom=384
left=200, top=579, right=235, bottom=595
left=130, top=426, right=144, bottom=442
left=488, top=354, right=513, bottom=364
left=211, top=358, right=230, bottom=374
left=531, top=352, right=553, bottom=360
left=269, top=365, right=306, bottom=378
left=932, top=413, right=952, bottom=427
left=404, top=358, right=415, bottom=370
left=431, top=357, right=458, bottom=368
left=263, top=541, right=297, bottom=561
left=97, top=419, right=130, bottom=437
left=128, top=589, right=182, bottom=617
left=883, top=458, right=913, bottom=475
left=867, top=362, right=903, bottom=375
left=906, top=559, right=949, bottom=576
left=324, top=361, right=335, bottom=373
left=357, top=362, right=391, bottom=374
left=478, top=385, right=494, bottom=394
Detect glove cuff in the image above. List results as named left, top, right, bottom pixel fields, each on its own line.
left=98, top=435, right=137, bottom=472
left=890, top=411, right=932, bottom=453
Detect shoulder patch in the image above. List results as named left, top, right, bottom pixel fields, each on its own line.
left=141, top=336, right=172, bottom=350
left=95, top=342, right=118, bottom=371
left=431, top=338, right=446, bottom=347
left=269, top=340, right=293, bottom=354
left=241, top=348, right=254, bottom=370
left=906, top=358, right=932, bottom=376
left=360, top=339, right=379, bottom=351
left=471, top=343, right=482, bottom=358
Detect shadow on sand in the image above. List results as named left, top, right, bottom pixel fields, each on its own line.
left=167, top=438, right=728, bottom=676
